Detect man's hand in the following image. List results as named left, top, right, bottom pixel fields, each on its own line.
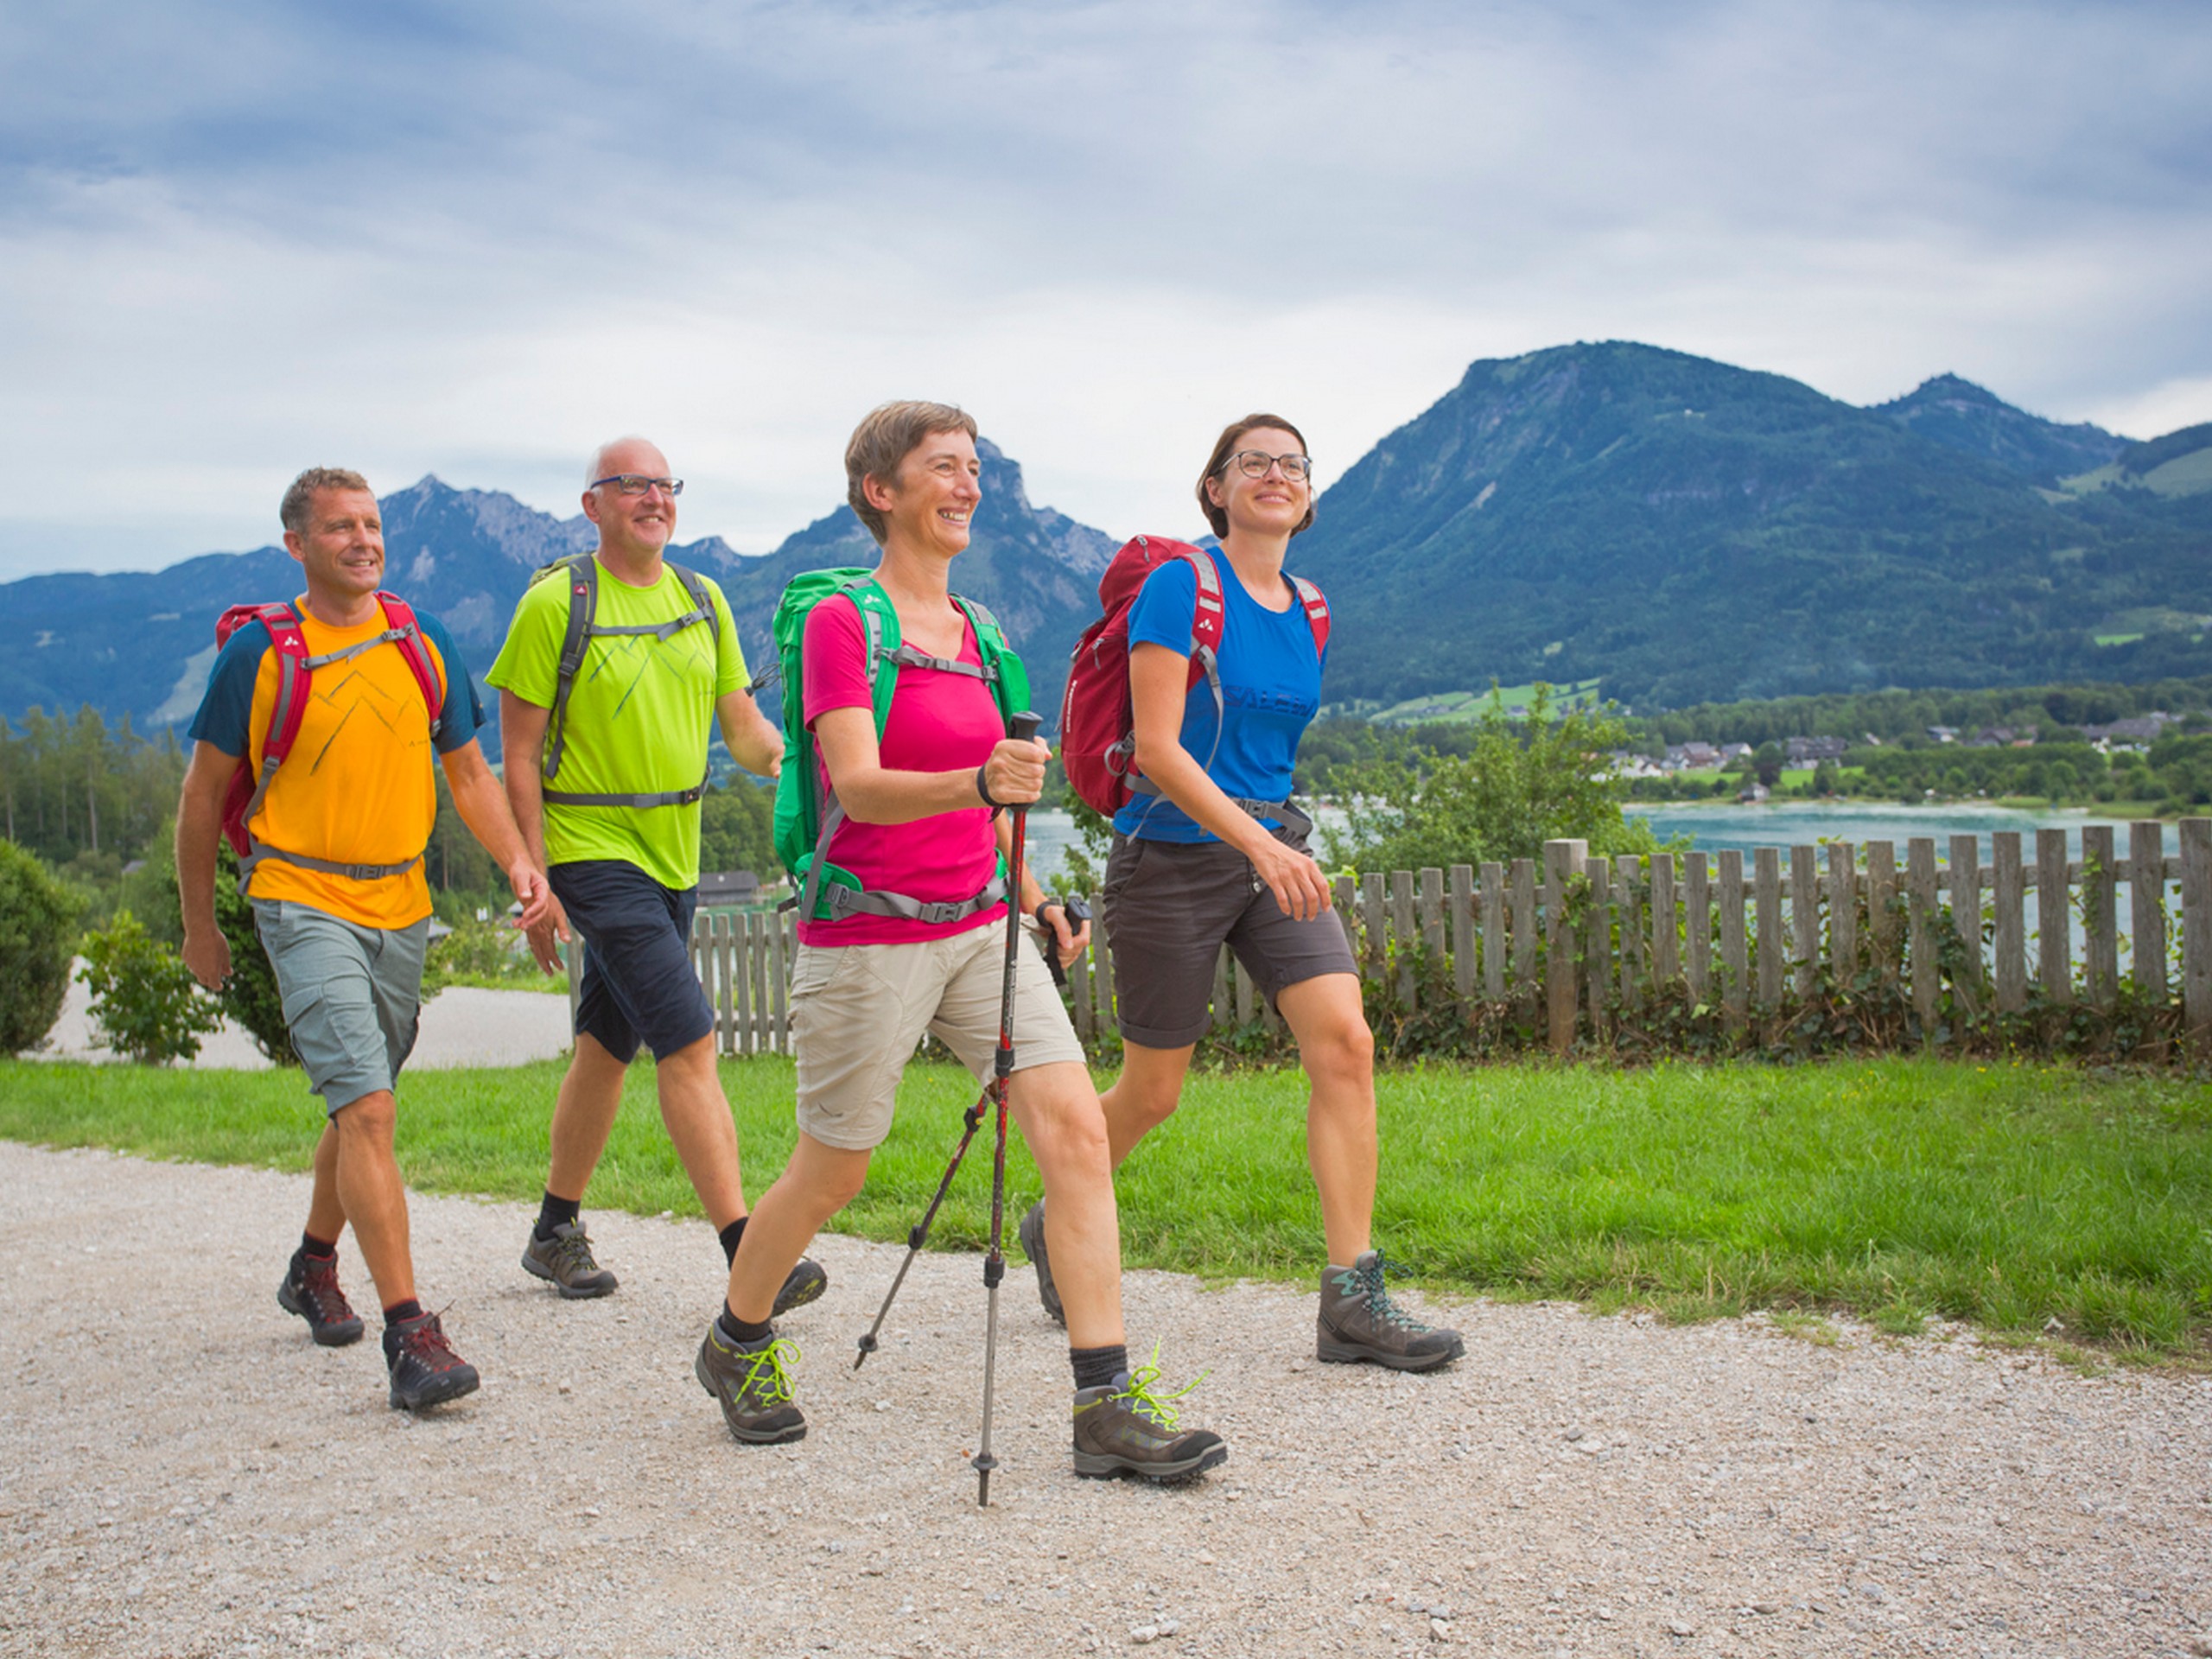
left=525, top=893, right=572, bottom=976
left=182, top=926, right=232, bottom=993
left=507, top=861, right=552, bottom=930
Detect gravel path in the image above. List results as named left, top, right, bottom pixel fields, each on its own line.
left=3, top=1140, right=2209, bottom=1659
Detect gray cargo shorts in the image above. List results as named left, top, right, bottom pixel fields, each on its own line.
left=251, top=899, right=429, bottom=1115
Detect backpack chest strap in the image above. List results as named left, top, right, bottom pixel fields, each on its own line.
left=882, top=642, right=999, bottom=681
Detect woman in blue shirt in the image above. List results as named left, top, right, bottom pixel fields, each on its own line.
left=1024, top=414, right=1463, bottom=1375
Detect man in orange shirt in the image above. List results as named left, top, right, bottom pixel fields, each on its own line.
left=177, top=467, right=550, bottom=1411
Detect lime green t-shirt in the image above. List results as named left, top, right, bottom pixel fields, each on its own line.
left=487, top=557, right=748, bottom=891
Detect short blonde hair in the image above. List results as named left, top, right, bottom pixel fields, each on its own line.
left=280, top=467, right=373, bottom=535
left=844, top=401, right=979, bottom=544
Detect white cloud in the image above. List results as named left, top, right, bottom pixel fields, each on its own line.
left=2, top=0, right=2208, bottom=575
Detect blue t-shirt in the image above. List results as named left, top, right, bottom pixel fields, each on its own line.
left=1110, top=554, right=1326, bottom=843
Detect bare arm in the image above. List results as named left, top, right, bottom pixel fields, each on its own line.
left=176, top=741, right=242, bottom=989
left=1128, top=640, right=1332, bottom=921
left=495, top=690, right=570, bottom=970
left=716, top=687, right=784, bottom=779
left=813, top=705, right=1046, bottom=826
left=439, top=738, right=550, bottom=928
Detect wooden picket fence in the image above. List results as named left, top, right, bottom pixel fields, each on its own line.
left=569, top=817, right=2212, bottom=1058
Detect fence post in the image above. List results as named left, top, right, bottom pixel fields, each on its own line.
left=2129, top=821, right=2167, bottom=1004
left=1992, top=831, right=2027, bottom=1014
left=1684, top=852, right=1711, bottom=1003
left=2082, top=824, right=2118, bottom=1009
left=1392, top=869, right=1418, bottom=1011
left=1585, top=857, right=1611, bottom=1039
left=1825, top=842, right=1858, bottom=982
left=1448, top=865, right=1477, bottom=1014
left=1908, top=838, right=1939, bottom=1035
left=1480, top=861, right=1506, bottom=1003
left=1754, top=846, right=1783, bottom=1011
left=1865, top=840, right=1898, bottom=994
left=1614, top=855, right=1643, bottom=1012
left=2037, top=828, right=2072, bottom=1004
left=1510, top=858, right=1538, bottom=1020
left=2182, top=817, right=2211, bottom=1056
left=1789, top=844, right=1818, bottom=999
left=1650, top=852, right=1679, bottom=988
left=1718, top=849, right=1747, bottom=1033
left=1543, top=839, right=1587, bottom=1054
left=1948, top=833, right=1982, bottom=1019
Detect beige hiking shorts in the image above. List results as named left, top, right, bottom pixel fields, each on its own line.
left=790, top=921, right=1087, bottom=1151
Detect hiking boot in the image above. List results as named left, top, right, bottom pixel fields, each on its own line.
left=522, top=1220, right=619, bottom=1298
left=773, top=1256, right=830, bottom=1319
left=1071, top=1355, right=1228, bottom=1483
left=277, top=1248, right=364, bottom=1347
left=381, top=1311, right=480, bottom=1410
left=695, top=1325, right=806, bottom=1445
left=1317, top=1251, right=1465, bottom=1372
left=1019, top=1199, right=1065, bottom=1327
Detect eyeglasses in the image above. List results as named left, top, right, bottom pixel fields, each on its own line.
left=1219, top=450, right=1313, bottom=481
left=590, top=474, right=684, bottom=497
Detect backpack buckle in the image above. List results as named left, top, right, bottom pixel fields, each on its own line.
left=916, top=899, right=966, bottom=925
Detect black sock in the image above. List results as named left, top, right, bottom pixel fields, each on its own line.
left=718, top=1216, right=747, bottom=1266
left=299, top=1231, right=337, bottom=1260
left=1071, top=1343, right=1128, bottom=1392
left=536, top=1191, right=582, bottom=1242
left=716, top=1303, right=773, bottom=1347
left=383, top=1298, right=424, bottom=1325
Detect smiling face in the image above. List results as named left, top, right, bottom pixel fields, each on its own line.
left=283, top=487, right=385, bottom=602
left=868, top=428, right=982, bottom=561
left=1204, top=424, right=1313, bottom=542
left=582, top=436, right=677, bottom=562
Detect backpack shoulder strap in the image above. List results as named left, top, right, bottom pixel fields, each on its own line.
left=1289, top=575, right=1331, bottom=658
left=373, top=593, right=446, bottom=739
left=238, top=602, right=313, bottom=829
left=950, top=593, right=1031, bottom=725
left=541, top=552, right=597, bottom=781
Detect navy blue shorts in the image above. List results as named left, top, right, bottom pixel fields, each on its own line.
left=548, top=861, right=715, bottom=1065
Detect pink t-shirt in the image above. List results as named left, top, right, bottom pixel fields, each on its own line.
left=798, top=593, right=1008, bottom=946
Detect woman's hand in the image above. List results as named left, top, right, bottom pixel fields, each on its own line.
left=980, top=736, right=1050, bottom=806
left=1250, top=835, right=1333, bottom=923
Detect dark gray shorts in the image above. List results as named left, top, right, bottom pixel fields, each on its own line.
left=1099, top=829, right=1357, bottom=1049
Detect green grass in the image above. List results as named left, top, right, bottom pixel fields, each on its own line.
left=3, top=1056, right=2207, bottom=1357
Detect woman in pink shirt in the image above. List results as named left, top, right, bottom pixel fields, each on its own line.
left=703, top=402, right=1228, bottom=1486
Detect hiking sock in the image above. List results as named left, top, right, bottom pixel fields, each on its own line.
left=382, top=1298, right=425, bottom=1326
left=536, top=1192, right=582, bottom=1243
left=717, top=1305, right=773, bottom=1347
left=1071, top=1344, right=1129, bottom=1393
left=300, top=1231, right=338, bottom=1260
left=718, top=1216, right=748, bottom=1266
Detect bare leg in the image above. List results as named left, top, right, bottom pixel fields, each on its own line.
left=1007, top=1061, right=1124, bottom=1350
left=303, top=1121, right=346, bottom=1243
left=1275, top=974, right=1376, bottom=1266
left=654, top=1034, right=747, bottom=1231
left=544, top=1033, right=629, bottom=1202
left=331, top=1090, right=415, bottom=1308
left=1095, top=1040, right=1196, bottom=1170
left=726, top=1132, right=870, bottom=1322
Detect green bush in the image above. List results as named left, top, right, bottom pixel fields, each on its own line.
left=213, top=845, right=295, bottom=1065
left=0, top=839, right=85, bottom=1055
left=423, top=915, right=543, bottom=989
left=77, top=909, right=223, bottom=1065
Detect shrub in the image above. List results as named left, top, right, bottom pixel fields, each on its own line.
left=423, top=915, right=541, bottom=989
left=213, top=844, right=295, bottom=1065
left=77, top=908, right=223, bottom=1065
left=0, top=839, right=85, bottom=1055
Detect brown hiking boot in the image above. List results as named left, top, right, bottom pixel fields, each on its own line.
left=1019, top=1199, right=1065, bottom=1327
left=277, top=1248, right=363, bottom=1347
left=695, top=1324, right=806, bottom=1446
left=1317, top=1251, right=1465, bottom=1372
left=1071, top=1354, right=1228, bottom=1483
left=522, top=1220, right=619, bottom=1298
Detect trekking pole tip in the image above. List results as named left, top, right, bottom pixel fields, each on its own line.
left=853, top=1332, right=878, bottom=1371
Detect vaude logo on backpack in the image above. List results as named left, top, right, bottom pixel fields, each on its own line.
left=767, top=569, right=1030, bottom=925
left=213, top=594, right=444, bottom=891
left=1058, top=536, right=1329, bottom=817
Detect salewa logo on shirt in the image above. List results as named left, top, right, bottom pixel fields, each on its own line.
left=1223, top=684, right=1318, bottom=717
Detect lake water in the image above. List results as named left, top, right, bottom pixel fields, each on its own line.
left=1624, top=800, right=2132, bottom=862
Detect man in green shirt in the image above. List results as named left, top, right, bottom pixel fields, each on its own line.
left=491, top=435, right=824, bottom=1319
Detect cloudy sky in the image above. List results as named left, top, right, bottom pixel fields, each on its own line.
left=4, top=0, right=2209, bottom=577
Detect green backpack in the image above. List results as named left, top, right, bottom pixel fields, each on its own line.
left=770, top=569, right=1031, bottom=925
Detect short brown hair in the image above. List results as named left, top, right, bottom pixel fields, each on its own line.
left=1196, top=414, right=1314, bottom=539
left=280, top=467, right=373, bottom=536
left=844, top=401, right=980, bottom=544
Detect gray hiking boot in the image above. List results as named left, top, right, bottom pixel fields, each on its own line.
left=1019, top=1199, right=1065, bottom=1327
left=773, top=1256, right=830, bottom=1318
left=522, top=1220, right=619, bottom=1298
left=1317, top=1251, right=1465, bottom=1372
left=1071, top=1355, right=1228, bottom=1483
left=695, top=1324, right=806, bottom=1446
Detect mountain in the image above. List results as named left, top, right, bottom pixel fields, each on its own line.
left=1294, top=341, right=2212, bottom=708
left=1871, top=372, right=2127, bottom=484
left=0, top=448, right=1114, bottom=747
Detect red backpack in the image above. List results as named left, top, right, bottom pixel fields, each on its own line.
left=215, top=594, right=445, bottom=869
left=1058, top=536, right=1330, bottom=817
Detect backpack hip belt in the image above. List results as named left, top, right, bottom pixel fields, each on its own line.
left=242, top=843, right=427, bottom=887
left=1125, top=779, right=1314, bottom=835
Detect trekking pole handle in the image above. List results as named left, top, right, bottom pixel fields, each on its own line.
left=1008, top=710, right=1043, bottom=744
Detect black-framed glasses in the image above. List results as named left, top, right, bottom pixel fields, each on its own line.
left=1219, top=450, right=1313, bottom=481
left=590, top=474, right=684, bottom=497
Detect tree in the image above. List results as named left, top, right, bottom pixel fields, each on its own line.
left=0, top=838, right=83, bottom=1055
left=1320, top=684, right=1666, bottom=872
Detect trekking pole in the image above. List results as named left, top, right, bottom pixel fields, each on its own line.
left=1043, top=896, right=1093, bottom=991
left=973, top=709, right=1042, bottom=1507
